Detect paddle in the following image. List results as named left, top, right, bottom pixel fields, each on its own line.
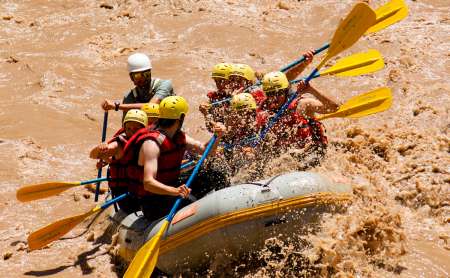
left=16, top=177, right=109, bottom=202
left=17, top=158, right=196, bottom=203
left=95, top=111, right=108, bottom=202
left=291, top=48, right=384, bottom=83
left=316, top=87, right=392, bottom=120
left=366, top=0, right=408, bottom=34
left=222, top=86, right=392, bottom=150
left=124, top=135, right=218, bottom=278
left=27, top=192, right=128, bottom=251
left=256, top=3, right=377, bottom=144
left=213, top=49, right=384, bottom=106
left=211, top=0, right=406, bottom=107
left=279, top=0, right=407, bottom=74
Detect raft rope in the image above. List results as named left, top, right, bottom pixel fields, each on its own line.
left=247, top=173, right=282, bottom=188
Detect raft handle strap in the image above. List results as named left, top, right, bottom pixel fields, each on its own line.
left=247, top=174, right=283, bottom=188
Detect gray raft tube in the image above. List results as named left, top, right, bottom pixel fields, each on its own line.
left=109, top=171, right=352, bottom=274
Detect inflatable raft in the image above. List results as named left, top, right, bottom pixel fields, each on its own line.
left=109, top=171, right=352, bottom=274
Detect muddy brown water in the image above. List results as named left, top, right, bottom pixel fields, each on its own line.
left=0, top=0, right=448, bottom=277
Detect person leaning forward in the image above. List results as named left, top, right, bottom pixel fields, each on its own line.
left=89, top=109, right=149, bottom=214
left=101, top=53, right=174, bottom=116
left=123, top=96, right=225, bottom=222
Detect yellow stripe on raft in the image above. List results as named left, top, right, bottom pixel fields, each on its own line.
left=160, top=192, right=351, bottom=254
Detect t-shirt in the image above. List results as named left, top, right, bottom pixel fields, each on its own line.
left=122, top=78, right=174, bottom=104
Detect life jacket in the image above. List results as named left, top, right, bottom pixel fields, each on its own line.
left=147, top=129, right=187, bottom=187
left=206, top=90, right=231, bottom=125
left=207, top=90, right=230, bottom=103
left=256, top=98, right=327, bottom=147
left=106, top=128, right=129, bottom=189
left=118, top=128, right=187, bottom=197
left=249, top=88, right=266, bottom=106
left=108, top=128, right=148, bottom=195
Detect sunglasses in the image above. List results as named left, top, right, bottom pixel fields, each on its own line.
left=130, top=70, right=151, bottom=81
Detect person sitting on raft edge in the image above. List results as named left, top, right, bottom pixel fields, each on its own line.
left=89, top=109, right=150, bottom=214
left=257, top=71, right=339, bottom=166
left=199, top=62, right=234, bottom=132
left=129, top=96, right=225, bottom=222
left=100, top=53, right=174, bottom=117
left=220, top=93, right=260, bottom=175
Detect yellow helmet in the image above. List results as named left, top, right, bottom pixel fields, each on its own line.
left=211, top=63, right=233, bottom=79
left=123, top=109, right=148, bottom=127
left=141, top=103, right=160, bottom=118
left=262, top=71, right=289, bottom=93
left=231, top=93, right=257, bottom=110
left=230, top=64, right=256, bottom=82
left=159, top=96, right=189, bottom=119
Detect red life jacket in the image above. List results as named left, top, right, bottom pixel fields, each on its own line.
left=107, top=128, right=129, bottom=189
left=249, top=88, right=266, bottom=106
left=106, top=127, right=148, bottom=196
left=207, top=90, right=230, bottom=103
left=206, top=90, right=230, bottom=125
left=118, top=128, right=187, bottom=197
left=256, top=98, right=327, bottom=147
left=147, top=129, right=187, bottom=186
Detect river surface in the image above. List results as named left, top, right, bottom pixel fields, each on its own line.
left=0, top=0, right=448, bottom=277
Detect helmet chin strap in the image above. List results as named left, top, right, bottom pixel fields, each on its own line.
left=177, top=116, right=185, bottom=131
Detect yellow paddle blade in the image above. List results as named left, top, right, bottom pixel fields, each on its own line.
left=317, top=3, right=377, bottom=70
left=367, top=0, right=408, bottom=34
left=16, top=181, right=81, bottom=202
left=317, top=87, right=392, bottom=120
left=27, top=206, right=100, bottom=251
left=124, top=220, right=170, bottom=278
left=319, top=49, right=384, bottom=77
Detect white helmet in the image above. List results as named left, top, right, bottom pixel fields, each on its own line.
left=127, top=53, right=152, bottom=73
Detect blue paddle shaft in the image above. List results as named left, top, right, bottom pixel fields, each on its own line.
left=256, top=92, right=298, bottom=143
left=211, top=97, right=232, bottom=106
left=305, top=68, right=320, bottom=83
left=100, top=192, right=129, bottom=210
left=279, top=43, right=330, bottom=73
left=180, top=160, right=195, bottom=170
left=256, top=66, right=322, bottom=145
left=290, top=71, right=321, bottom=84
left=81, top=177, right=109, bottom=185
left=167, top=135, right=217, bottom=222
left=95, top=111, right=109, bottom=202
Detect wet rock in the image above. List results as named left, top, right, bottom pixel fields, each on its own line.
left=3, top=252, right=12, bottom=260
left=84, top=113, right=96, bottom=121
left=119, top=11, right=134, bottom=19
left=6, top=56, right=19, bottom=63
left=100, top=3, right=114, bottom=10
left=118, top=47, right=137, bottom=54
left=16, top=243, right=26, bottom=252
left=277, top=1, right=290, bottom=10
left=82, top=193, right=91, bottom=199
